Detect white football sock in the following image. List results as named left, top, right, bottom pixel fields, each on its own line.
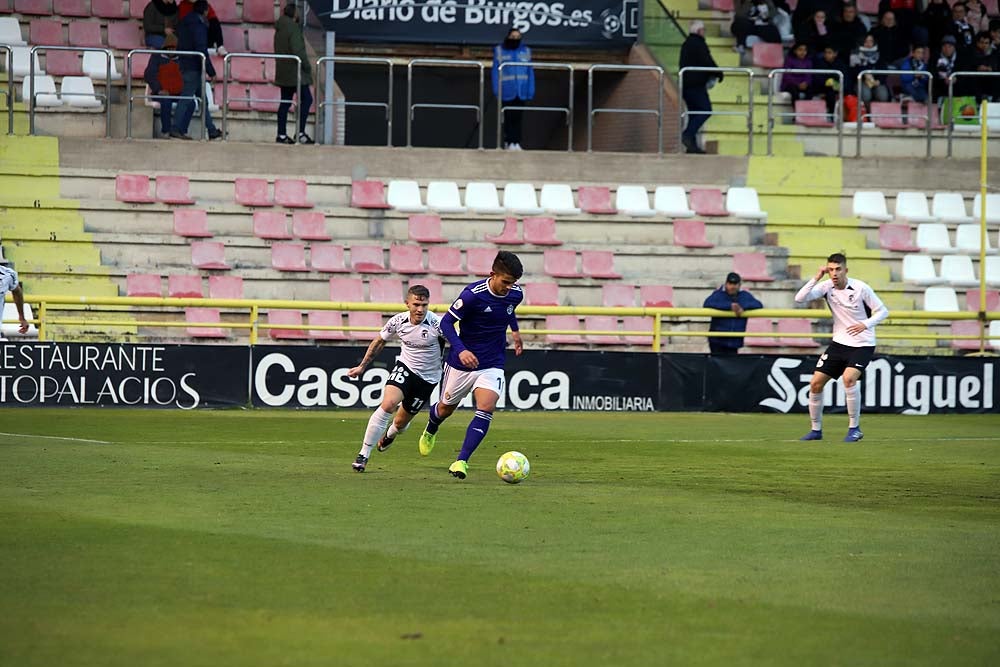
left=360, top=408, right=393, bottom=457
left=845, top=384, right=861, bottom=428
left=809, top=391, right=823, bottom=432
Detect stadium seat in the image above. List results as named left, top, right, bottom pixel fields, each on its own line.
left=941, top=256, right=978, bottom=287
left=991, top=320, right=1000, bottom=350
left=68, top=21, right=102, bottom=47
left=973, top=194, right=1000, bottom=224
left=348, top=311, right=383, bottom=340
left=125, top=273, right=162, bottom=297
left=126, top=51, right=149, bottom=80
left=15, top=0, right=52, bottom=12
left=640, top=285, right=674, bottom=307
left=689, top=188, right=727, bottom=216
left=923, top=286, right=960, bottom=311
left=932, top=192, right=973, bottom=223
left=217, top=82, right=250, bottom=111
left=877, top=223, right=918, bottom=252
left=906, top=103, right=945, bottom=130
left=21, top=74, right=61, bottom=107
left=539, top=184, right=580, bottom=215
left=545, top=315, right=583, bottom=344
left=950, top=320, right=983, bottom=350
left=855, top=0, right=879, bottom=13
left=485, top=217, right=523, bottom=245
left=428, top=246, right=467, bottom=275
left=711, top=0, right=734, bottom=10
left=777, top=319, right=818, bottom=347
left=185, top=308, right=226, bottom=338
left=725, top=187, right=767, bottom=220
left=965, top=289, right=1000, bottom=311
left=745, top=318, right=780, bottom=347
left=174, top=209, right=212, bottom=238
left=107, top=22, right=142, bottom=49
left=369, top=277, right=403, bottom=304
left=82, top=53, right=120, bottom=83
left=271, top=243, right=308, bottom=272
left=253, top=211, right=291, bottom=239
left=543, top=249, right=579, bottom=278
left=602, top=283, right=635, bottom=307
left=229, top=57, right=266, bottom=83
left=793, top=99, right=834, bottom=127
left=12, top=49, right=45, bottom=80
left=466, top=247, right=497, bottom=276
left=388, top=244, right=425, bottom=274
left=425, top=181, right=466, bottom=213
left=901, top=255, right=943, bottom=285
left=247, top=28, right=274, bottom=53
left=291, top=211, right=330, bottom=241
left=869, top=102, right=906, bottom=129
left=156, top=175, right=195, bottom=204
left=210, top=0, right=239, bottom=22
left=116, top=174, right=154, bottom=203
left=503, top=183, right=543, bottom=215
left=621, top=316, right=653, bottom=345
left=29, top=19, right=63, bottom=45
left=243, top=0, right=276, bottom=23
left=310, top=244, right=348, bottom=273
left=581, top=250, right=621, bottom=279
left=584, top=315, right=621, bottom=344
left=615, top=185, right=655, bottom=217
left=57, top=0, right=89, bottom=16
left=464, top=182, right=505, bottom=214
left=221, top=24, right=245, bottom=51
left=307, top=310, right=347, bottom=340
left=267, top=310, right=307, bottom=340
left=168, top=274, right=204, bottom=299
left=577, top=186, right=616, bottom=214
left=410, top=277, right=443, bottom=301
left=853, top=191, right=892, bottom=221
left=733, top=253, right=774, bottom=281
left=60, top=76, right=102, bottom=108
left=234, top=178, right=273, bottom=207
left=522, top=282, right=559, bottom=306
left=387, top=179, right=426, bottom=213
left=0, top=17, right=26, bottom=45
left=350, top=245, right=388, bottom=273
left=329, top=277, right=364, bottom=302
left=673, top=219, right=714, bottom=248
left=249, top=83, right=280, bottom=112
left=653, top=186, right=695, bottom=218
left=208, top=275, right=243, bottom=299
left=955, top=224, right=997, bottom=255
left=894, top=191, right=937, bottom=223
left=916, top=223, right=955, bottom=254
left=408, top=214, right=448, bottom=243
left=523, top=217, right=561, bottom=246
left=91, top=0, right=127, bottom=17
left=752, top=42, right=783, bottom=68
left=44, top=50, right=81, bottom=77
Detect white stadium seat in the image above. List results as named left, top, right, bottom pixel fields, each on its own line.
left=932, top=192, right=973, bottom=223
left=725, top=187, right=768, bottom=220
left=82, top=51, right=123, bottom=80
left=425, top=181, right=466, bottom=213
left=386, top=180, right=426, bottom=213
left=955, top=224, right=997, bottom=255
left=986, top=256, right=1000, bottom=287
left=991, top=320, right=1000, bottom=350
left=502, top=183, right=543, bottom=215
left=653, top=186, right=695, bottom=218
left=940, top=255, right=979, bottom=287
left=893, top=191, right=937, bottom=223
left=60, top=76, right=103, bottom=108
left=902, top=255, right=943, bottom=285
left=0, top=17, right=27, bottom=46
left=972, top=193, right=1000, bottom=224
left=916, top=223, right=955, bottom=254
left=853, top=191, right=892, bottom=221
left=21, top=75, right=61, bottom=107
left=539, top=184, right=581, bottom=215
left=11, top=46, right=44, bottom=78
left=464, top=181, right=505, bottom=214
left=922, top=286, right=959, bottom=312
left=614, top=185, right=655, bottom=217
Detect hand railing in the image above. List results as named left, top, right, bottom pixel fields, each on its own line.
left=407, top=58, right=485, bottom=148
left=678, top=66, right=755, bottom=155
left=766, top=68, right=843, bottom=156
left=316, top=55, right=393, bottom=147
left=855, top=68, right=932, bottom=158
left=29, top=45, right=115, bottom=137
left=125, top=48, right=207, bottom=140
left=497, top=61, right=574, bottom=151
left=587, top=63, right=664, bottom=154
left=221, top=52, right=301, bottom=141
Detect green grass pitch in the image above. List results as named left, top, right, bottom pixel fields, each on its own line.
left=1, top=408, right=998, bottom=666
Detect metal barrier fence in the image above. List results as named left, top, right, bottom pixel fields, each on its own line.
left=406, top=58, right=484, bottom=148
left=497, top=61, right=574, bottom=151
left=316, top=55, right=393, bottom=147
left=766, top=68, right=843, bottom=157
left=221, top=52, right=300, bottom=140
left=947, top=71, right=1000, bottom=157
left=29, top=45, right=114, bottom=137
left=856, top=69, right=933, bottom=158
left=678, top=66, right=754, bottom=155
left=125, top=49, right=207, bottom=139
left=587, top=63, right=664, bottom=154
left=1, top=46, right=12, bottom=135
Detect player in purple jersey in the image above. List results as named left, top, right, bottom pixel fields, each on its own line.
left=417, top=251, right=524, bottom=479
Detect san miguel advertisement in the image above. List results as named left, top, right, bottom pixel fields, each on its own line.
left=309, top=0, right=639, bottom=48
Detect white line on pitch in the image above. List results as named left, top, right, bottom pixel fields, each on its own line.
left=0, top=431, right=111, bottom=444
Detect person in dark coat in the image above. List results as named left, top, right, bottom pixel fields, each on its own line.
left=829, top=3, right=867, bottom=57
left=173, top=0, right=222, bottom=140
left=143, top=33, right=182, bottom=136
left=679, top=20, right=723, bottom=154
left=143, top=0, right=177, bottom=49
left=704, top=272, right=764, bottom=355
left=274, top=3, right=314, bottom=144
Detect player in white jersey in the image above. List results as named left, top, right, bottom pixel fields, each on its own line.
left=794, top=253, right=888, bottom=442
left=0, top=265, right=30, bottom=334
left=350, top=285, right=444, bottom=472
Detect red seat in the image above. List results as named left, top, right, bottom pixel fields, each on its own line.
left=777, top=318, right=819, bottom=347
left=174, top=209, right=212, bottom=237
left=408, top=214, right=448, bottom=243
left=369, top=277, right=403, bottom=303
left=330, top=277, right=364, bottom=302
left=577, top=186, right=616, bottom=214
left=950, top=320, right=984, bottom=350
left=752, top=42, right=783, bottom=69
left=602, top=283, right=635, bottom=307
left=906, top=103, right=945, bottom=130
left=351, top=245, right=388, bottom=273
left=543, top=249, right=580, bottom=278
left=228, top=57, right=266, bottom=83
left=622, top=316, right=654, bottom=345
left=389, top=245, right=425, bottom=274
left=348, top=311, right=383, bottom=340
left=855, top=0, right=878, bottom=12
left=523, top=216, right=561, bottom=246
left=156, top=175, right=195, bottom=204
left=878, top=223, right=918, bottom=251
left=221, top=25, right=245, bottom=51
left=30, top=19, right=64, bottom=45
left=410, top=277, right=443, bottom=302
left=584, top=315, right=621, bottom=344
left=16, top=0, right=53, bottom=14
left=107, top=21, right=142, bottom=49
left=253, top=211, right=291, bottom=239
left=125, top=273, right=162, bottom=297
left=218, top=82, right=250, bottom=111
left=672, top=219, right=715, bottom=248
left=966, top=289, right=1000, bottom=311
left=545, top=315, right=583, bottom=344
left=311, top=244, right=348, bottom=272
left=249, top=83, right=280, bottom=112
left=274, top=178, right=313, bottom=208
left=128, top=0, right=145, bottom=18
left=268, top=310, right=307, bottom=340
left=271, top=243, right=308, bottom=271
left=522, top=282, right=559, bottom=306
left=869, top=102, right=906, bottom=129
left=168, top=274, right=204, bottom=298
left=44, top=50, right=81, bottom=76
left=212, top=0, right=240, bottom=22
left=185, top=307, right=226, bottom=338
left=242, top=0, right=276, bottom=22
left=733, top=252, right=774, bottom=281
left=68, top=21, right=102, bottom=47
left=208, top=275, right=243, bottom=299
left=234, top=177, right=272, bottom=207
left=793, top=100, right=833, bottom=127
left=640, top=285, right=674, bottom=307
left=116, top=174, right=154, bottom=203
left=247, top=27, right=274, bottom=53
left=581, top=250, right=621, bottom=279
left=711, top=0, right=734, bottom=9
left=91, top=0, right=127, bottom=17
left=485, top=217, right=523, bottom=245
left=127, top=52, right=150, bottom=79
left=428, top=246, right=466, bottom=275
left=55, top=0, right=89, bottom=16
left=745, top=318, right=780, bottom=347
left=291, top=211, right=329, bottom=240
left=466, top=247, right=496, bottom=276
left=689, top=188, right=727, bottom=216
left=308, top=310, right=348, bottom=340
left=351, top=180, right=390, bottom=209
left=191, top=242, right=229, bottom=269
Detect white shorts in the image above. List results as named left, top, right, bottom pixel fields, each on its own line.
left=438, top=363, right=505, bottom=406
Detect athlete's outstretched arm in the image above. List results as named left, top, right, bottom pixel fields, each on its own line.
left=348, top=336, right=386, bottom=378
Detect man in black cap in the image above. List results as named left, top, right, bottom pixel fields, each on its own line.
left=703, top=272, right=763, bottom=355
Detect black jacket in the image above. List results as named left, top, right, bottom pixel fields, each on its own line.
left=679, top=33, right=723, bottom=89
left=176, top=11, right=215, bottom=76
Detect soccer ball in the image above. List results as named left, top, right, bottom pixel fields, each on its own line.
left=496, top=451, right=530, bottom=484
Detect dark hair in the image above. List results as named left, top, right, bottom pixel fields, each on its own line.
left=492, top=251, right=523, bottom=280
left=193, top=0, right=208, bottom=14
left=284, top=2, right=297, bottom=18
left=976, top=30, right=992, bottom=42
left=407, top=284, right=430, bottom=300
left=827, top=252, right=847, bottom=265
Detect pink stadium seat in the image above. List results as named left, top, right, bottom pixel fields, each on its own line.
left=983, top=0, right=998, bottom=14
left=622, top=316, right=654, bottom=345
left=168, top=274, right=204, bottom=298
left=408, top=214, right=448, bottom=243
left=107, top=22, right=142, bottom=49
left=291, top=211, right=329, bottom=240
left=242, top=0, right=276, bottom=22
left=602, top=283, right=635, bottom=307
left=689, top=188, right=727, bottom=216
left=428, top=246, right=467, bottom=275
left=350, top=245, right=388, bottom=273
left=369, top=277, right=403, bottom=303
left=218, top=82, right=250, bottom=111
left=577, top=186, right=617, bottom=214
left=793, top=100, right=833, bottom=127
left=351, top=180, right=390, bottom=209
left=965, top=289, right=1000, bottom=311
left=44, top=50, right=81, bottom=76
left=855, top=0, right=878, bottom=13
left=543, top=249, right=580, bottom=278
left=869, top=102, right=906, bottom=129
left=268, top=310, right=307, bottom=340
left=173, top=209, right=212, bottom=237
left=68, top=22, right=102, bottom=47
left=466, top=247, right=496, bottom=276
left=271, top=243, right=308, bottom=272
left=229, top=57, right=266, bottom=83
left=249, top=83, right=280, bottom=112
left=156, top=175, right=195, bottom=204
left=330, top=277, right=364, bottom=302
left=274, top=178, right=313, bottom=208
left=247, top=27, right=274, bottom=53
left=253, top=211, right=291, bottom=239
left=116, top=174, right=154, bottom=203
left=906, top=103, right=945, bottom=130
left=128, top=0, right=145, bottom=18
left=185, top=308, right=226, bottom=338
left=54, top=0, right=89, bottom=15
left=234, top=177, right=273, bottom=207
left=733, top=253, right=775, bottom=281
left=30, top=19, right=64, bottom=45
left=16, top=0, right=53, bottom=14
left=950, top=320, right=982, bottom=350
left=208, top=275, right=243, bottom=299
left=523, top=217, right=561, bottom=246
left=212, top=0, right=240, bottom=23
left=545, top=315, right=583, bottom=344
left=127, top=52, right=150, bottom=79
left=581, top=250, right=621, bottom=279
left=752, top=42, right=783, bottom=69
left=673, top=219, right=714, bottom=248
left=125, top=273, right=162, bottom=297
left=640, top=285, right=674, bottom=307
left=878, top=223, right=918, bottom=251
left=311, top=244, right=348, bottom=272
left=485, top=217, right=523, bottom=245
left=585, top=315, right=621, bottom=344
left=0, top=0, right=10, bottom=11
left=348, top=311, right=383, bottom=340
left=221, top=24, right=244, bottom=51
left=264, top=57, right=276, bottom=83
left=745, top=318, right=780, bottom=347
left=711, top=0, right=734, bottom=10
left=410, top=277, right=442, bottom=302
left=389, top=245, right=425, bottom=274
left=308, top=310, right=348, bottom=340
left=191, top=241, right=229, bottom=269
left=777, top=318, right=819, bottom=347
left=91, top=0, right=127, bottom=17
left=522, top=282, right=559, bottom=306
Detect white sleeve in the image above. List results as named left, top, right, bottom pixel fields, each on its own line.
left=861, top=286, right=889, bottom=329
left=379, top=314, right=400, bottom=341
left=794, top=278, right=827, bottom=304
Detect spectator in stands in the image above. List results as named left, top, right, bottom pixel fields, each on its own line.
left=872, top=10, right=909, bottom=62
left=947, top=3, right=977, bottom=52
left=731, top=0, right=782, bottom=52
left=799, top=10, right=832, bottom=53
left=900, top=44, right=930, bottom=101
left=274, top=3, right=314, bottom=145
left=491, top=27, right=535, bottom=151
left=922, top=0, right=953, bottom=59
left=703, top=272, right=763, bottom=355
left=782, top=42, right=816, bottom=99
left=143, top=0, right=178, bottom=49
left=813, top=44, right=852, bottom=117
left=679, top=20, right=722, bottom=154
left=178, top=0, right=226, bottom=55
left=174, top=0, right=222, bottom=140
left=831, top=4, right=868, bottom=57
left=878, top=0, right=919, bottom=50
left=851, top=33, right=891, bottom=105
left=965, top=0, right=992, bottom=34
left=958, top=31, right=1000, bottom=100
left=991, top=20, right=1000, bottom=54
left=144, top=33, right=182, bottom=137
left=933, top=35, right=958, bottom=99
left=792, top=0, right=839, bottom=37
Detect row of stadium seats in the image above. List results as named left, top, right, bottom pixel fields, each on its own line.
left=902, top=255, right=1000, bottom=287
left=879, top=223, right=999, bottom=255
left=1, top=0, right=280, bottom=22
left=924, top=286, right=1000, bottom=312
left=117, top=174, right=312, bottom=208
left=855, top=191, right=1000, bottom=224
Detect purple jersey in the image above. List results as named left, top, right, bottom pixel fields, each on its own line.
left=442, top=279, right=522, bottom=371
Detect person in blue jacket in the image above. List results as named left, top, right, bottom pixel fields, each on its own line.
left=703, top=272, right=764, bottom=355
left=492, top=27, right=535, bottom=150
